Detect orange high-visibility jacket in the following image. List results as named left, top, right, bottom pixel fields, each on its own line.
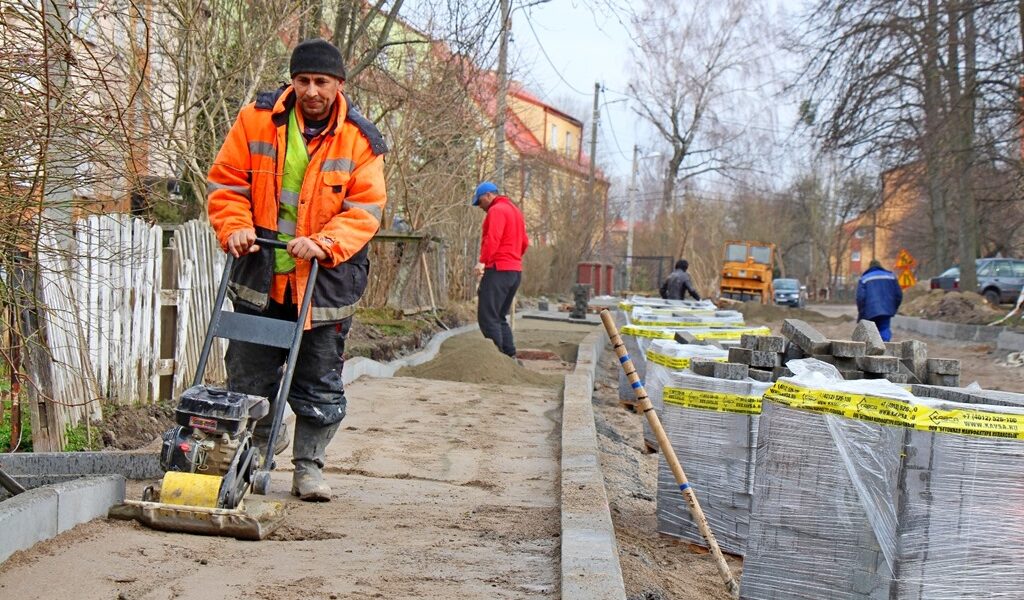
left=207, top=86, right=388, bottom=327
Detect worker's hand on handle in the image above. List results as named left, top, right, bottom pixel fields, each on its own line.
left=474, top=262, right=485, bottom=278
left=287, top=237, right=328, bottom=262
left=227, top=228, right=259, bottom=257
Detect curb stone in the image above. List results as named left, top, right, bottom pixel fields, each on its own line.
left=0, top=475, right=124, bottom=564
left=561, top=330, right=627, bottom=600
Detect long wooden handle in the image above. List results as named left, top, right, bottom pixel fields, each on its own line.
left=600, top=309, right=740, bottom=599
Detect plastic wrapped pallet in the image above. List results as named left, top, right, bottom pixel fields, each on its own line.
left=741, top=359, right=1024, bottom=599
left=646, top=364, right=771, bottom=555
left=641, top=340, right=730, bottom=449
left=615, top=319, right=769, bottom=398
left=630, top=304, right=742, bottom=323
left=619, top=296, right=718, bottom=313
left=617, top=324, right=771, bottom=402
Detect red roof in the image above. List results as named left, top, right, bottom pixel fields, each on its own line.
left=465, top=69, right=607, bottom=182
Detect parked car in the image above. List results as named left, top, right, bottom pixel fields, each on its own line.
left=773, top=278, right=807, bottom=308
left=928, top=258, right=1024, bottom=305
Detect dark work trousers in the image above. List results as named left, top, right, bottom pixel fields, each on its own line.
left=871, top=315, right=893, bottom=342
left=477, top=268, right=521, bottom=356
left=226, top=298, right=353, bottom=429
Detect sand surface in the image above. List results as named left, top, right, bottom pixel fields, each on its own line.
left=0, top=342, right=569, bottom=600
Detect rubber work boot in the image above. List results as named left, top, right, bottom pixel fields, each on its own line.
left=291, top=418, right=340, bottom=502
left=252, top=421, right=290, bottom=457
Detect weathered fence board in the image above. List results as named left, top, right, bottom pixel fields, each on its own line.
left=19, top=215, right=223, bottom=448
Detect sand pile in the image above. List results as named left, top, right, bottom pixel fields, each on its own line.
left=899, top=289, right=1002, bottom=324
left=396, top=333, right=564, bottom=388
left=513, top=330, right=584, bottom=363
left=736, top=301, right=851, bottom=325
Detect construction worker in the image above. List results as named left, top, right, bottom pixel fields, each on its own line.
left=856, top=259, right=903, bottom=341
left=473, top=181, right=529, bottom=357
left=207, top=38, right=387, bottom=502
left=660, top=259, right=701, bottom=301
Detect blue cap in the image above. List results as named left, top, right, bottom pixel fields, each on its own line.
left=472, top=181, right=499, bottom=206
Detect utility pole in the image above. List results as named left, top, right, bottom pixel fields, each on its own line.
left=494, top=0, right=511, bottom=188
left=42, top=0, right=74, bottom=244
left=625, top=145, right=639, bottom=290
left=587, top=82, right=600, bottom=256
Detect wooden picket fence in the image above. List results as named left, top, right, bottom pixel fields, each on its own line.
left=16, top=215, right=225, bottom=450
left=13, top=214, right=442, bottom=451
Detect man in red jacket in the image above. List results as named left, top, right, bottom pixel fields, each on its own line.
left=473, top=181, right=529, bottom=356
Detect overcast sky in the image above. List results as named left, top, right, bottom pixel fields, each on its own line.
left=503, top=0, right=812, bottom=209
left=508, top=0, right=640, bottom=182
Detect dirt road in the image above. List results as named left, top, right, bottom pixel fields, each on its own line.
left=0, top=324, right=589, bottom=600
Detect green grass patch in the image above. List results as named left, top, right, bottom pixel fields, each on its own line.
left=63, top=422, right=102, bottom=452
left=0, top=399, right=32, bottom=452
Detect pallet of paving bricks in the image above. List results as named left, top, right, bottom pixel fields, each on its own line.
left=628, top=306, right=746, bottom=329
left=617, top=296, right=719, bottom=313
left=636, top=340, right=730, bottom=445
left=644, top=361, right=772, bottom=556
left=615, top=323, right=769, bottom=404
left=719, top=318, right=962, bottom=387
left=740, top=359, right=1024, bottom=599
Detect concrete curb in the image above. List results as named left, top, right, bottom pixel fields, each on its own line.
left=561, top=330, right=626, bottom=600
left=0, top=475, right=125, bottom=564
left=0, top=451, right=162, bottom=482
left=892, top=315, right=1024, bottom=350
left=520, top=309, right=603, bottom=326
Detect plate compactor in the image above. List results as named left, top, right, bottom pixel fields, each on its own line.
left=110, top=239, right=319, bottom=540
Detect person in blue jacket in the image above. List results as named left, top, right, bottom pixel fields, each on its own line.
left=856, top=259, right=903, bottom=341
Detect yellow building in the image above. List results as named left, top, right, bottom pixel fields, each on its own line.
left=470, top=73, right=610, bottom=247
left=833, top=163, right=923, bottom=285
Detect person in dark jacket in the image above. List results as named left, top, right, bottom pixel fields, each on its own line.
left=856, top=259, right=903, bottom=341
left=660, top=259, right=701, bottom=301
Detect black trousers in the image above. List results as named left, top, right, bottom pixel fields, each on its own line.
left=226, top=298, right=352, bottom=428
left=477, top=269, right=521, bottom=356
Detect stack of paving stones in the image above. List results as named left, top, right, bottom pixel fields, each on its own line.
left=718, top=319, right=962, bottom=386
left=910, top=384, right=1024, bottom=408
left=645, top=367, right=771, bottom=556
left=742, top=384, right=1024, bottom=599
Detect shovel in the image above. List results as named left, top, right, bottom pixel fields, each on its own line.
left=600, top=309, right=740, bottom=599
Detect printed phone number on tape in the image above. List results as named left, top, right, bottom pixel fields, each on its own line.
left=620, top=325, right=771, bottom=340
left=663, top=387, right=762, bottom=415
left=645, top=350, right=727, bottom=370
left=765, top=380, right=1024, bottom=440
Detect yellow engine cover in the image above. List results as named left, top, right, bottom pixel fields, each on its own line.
left=160, top=472, right=224, bottom=508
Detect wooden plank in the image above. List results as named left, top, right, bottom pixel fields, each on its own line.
left=148, top=225, right=163, bottom=404
left=159, top=243, right=178, bottom=401
left=155, top=358, right=175, bottom=377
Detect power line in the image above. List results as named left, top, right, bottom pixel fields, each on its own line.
left=521, top=10, right=590, bottom=96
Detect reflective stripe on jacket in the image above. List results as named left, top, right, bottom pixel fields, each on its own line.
left=207, top=86, right=388, bottom=327
left=856, top=266, right=903, bottom=320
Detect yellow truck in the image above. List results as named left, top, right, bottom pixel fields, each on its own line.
left=719, top=240, right=775, bottom=303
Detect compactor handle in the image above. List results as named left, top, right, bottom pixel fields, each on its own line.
left=254, top=237, right=288, bottom=250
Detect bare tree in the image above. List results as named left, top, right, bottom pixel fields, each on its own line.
left=627, top=0, right=763, bottom=212
left=797, top=0, right=1024, bottom=289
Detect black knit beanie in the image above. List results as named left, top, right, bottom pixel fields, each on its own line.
left=290, top=39, right=346, bottom=80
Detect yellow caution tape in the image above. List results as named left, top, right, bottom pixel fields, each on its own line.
left=693, top=327, right=771, bottom=340
left=620, top=325, right=771, bottom=340
left=620, top=325, right=676, bottom=339
left=663, top=387, right=762, bottom=415
left=646, top=349, right=727, bottom=370
left=631, top=319, right=747, bottom=328
left=765, top=380, right=1024, bottom=440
